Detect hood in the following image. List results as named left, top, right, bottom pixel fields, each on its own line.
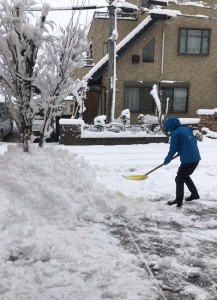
left=163, top=116, right=181, bottom=132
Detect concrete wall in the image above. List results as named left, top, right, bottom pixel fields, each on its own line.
left=59, top=124, right=168, bottom=145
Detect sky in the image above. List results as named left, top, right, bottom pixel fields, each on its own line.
left=0, top=135, right=217, bottom=299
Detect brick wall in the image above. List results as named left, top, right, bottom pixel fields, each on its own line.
left=198, top=114, right=217, bottom=131
left=78, top=3, right=217, bottom=125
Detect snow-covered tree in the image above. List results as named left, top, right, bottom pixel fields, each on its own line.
left=0, top=0, right=89, bottom=151
left=0, top=0, right=52, bottom=151
left=35, top=19, right=89, bottom=147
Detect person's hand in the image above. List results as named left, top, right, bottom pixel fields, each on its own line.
left=164, top=156, right=171, bottom=165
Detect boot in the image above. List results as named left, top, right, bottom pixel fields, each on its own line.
left=185, top=193, right=200, bottom=201
left=167, top=200, right=177, bottom=206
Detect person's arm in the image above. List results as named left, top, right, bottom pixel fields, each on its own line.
left=164, top=132, right=178, bottom=165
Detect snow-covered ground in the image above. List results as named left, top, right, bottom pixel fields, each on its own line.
left=0, top=137, right=217, bottom=299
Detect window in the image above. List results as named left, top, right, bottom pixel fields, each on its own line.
left=142, top=38, right=155, bottom=62
left=178, top=28, right=210, bottom=55
left=125, top=86, right=154, bottom=112
left=103, top=42, right=108, bottom=56
left=85, top=44, right=93, bottom=66
left=162, top=87, right=188, bottom=112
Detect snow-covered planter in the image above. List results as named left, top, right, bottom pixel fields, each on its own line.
left=59, top=118, right=85, bottom=144
left=107, top=122, right=124, bottom=133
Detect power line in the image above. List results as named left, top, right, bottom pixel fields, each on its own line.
left=27, top=6, right=109, bottom=12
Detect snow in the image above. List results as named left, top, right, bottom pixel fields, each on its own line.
left=201, top=127, right=217, bottom=139
left=149, top=8, right=181, bottom=17
left=197, top=108, right=217, bottom=115
left=112, top=1, right=138, bottom=10
left=180, top=2, right=207, bottom=8
left=59, top=118, right=85, bottom=125
left=179, top=118, right=200, bottom=124
left=150, top=84, right=161, bottom=116
left=0, top=136, right=217, bottom=299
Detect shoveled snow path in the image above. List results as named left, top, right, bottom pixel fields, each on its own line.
left=58, top=138, right=217, bottom=300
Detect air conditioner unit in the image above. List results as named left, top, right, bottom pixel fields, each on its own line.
left=132, top=55, right=140, bottom=63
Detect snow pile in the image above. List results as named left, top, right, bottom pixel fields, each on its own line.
left=201, top=127, right=217, bottom=139
left=0, top=144, right=118, bottom=227
left=0, top=144, right=159, bottom=299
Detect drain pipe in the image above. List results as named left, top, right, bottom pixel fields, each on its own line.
left=158, top=22, right=166, bottom=86
left=157, top=22, right=166, bottom=123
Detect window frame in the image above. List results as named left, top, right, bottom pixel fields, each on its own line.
left=161, top=85, right=189, bottom=113
left=124, top=82, right=156, bottom=113
left=142, top=38, right=155, bottom=63
left=178, top=28, right=211, bottom=55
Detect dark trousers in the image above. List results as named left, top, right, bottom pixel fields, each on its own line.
left=175, top=161, right=199, bottom=206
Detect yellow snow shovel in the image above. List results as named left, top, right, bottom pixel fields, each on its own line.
left=123, top=154, right=179, bottom=181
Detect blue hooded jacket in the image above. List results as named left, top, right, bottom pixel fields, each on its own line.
left=163, top=116, right=201, bottom=164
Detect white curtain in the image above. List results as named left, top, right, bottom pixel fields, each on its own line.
left=173, top=88, right=187, bottom=111
left=126, top=88, right=140, bottom=111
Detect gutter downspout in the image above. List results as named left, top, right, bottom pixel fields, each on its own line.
left=158, top=22, right=166, bottom=86
left=157, top=22, right=166, bottom=123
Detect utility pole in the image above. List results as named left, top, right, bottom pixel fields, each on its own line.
left=108, top=0, right=116, bottom=123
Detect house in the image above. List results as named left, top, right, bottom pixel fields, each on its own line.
left=61, top=96, right=77, bottom=117
left=77, top=0, right=217, bottom=125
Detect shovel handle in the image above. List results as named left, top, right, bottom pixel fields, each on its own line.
left=146, top=154, right=179, bottom=176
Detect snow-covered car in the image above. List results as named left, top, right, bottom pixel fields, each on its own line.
left=32, top=115, right=55, bottom=140
left=0, top=103, right=13, bottom=140
left=32, top=117, right=43, bottom=137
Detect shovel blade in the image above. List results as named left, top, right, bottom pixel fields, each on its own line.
left=123, top=174, right=148, bottom=181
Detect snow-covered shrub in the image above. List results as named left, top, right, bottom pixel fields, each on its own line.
left=94, top=115, right=106, bottom=126
left=137, top=114, right=159, bottom=125
left=117, top=109, right=130, bottom=125
left=137, top=114, right=145, bottom=125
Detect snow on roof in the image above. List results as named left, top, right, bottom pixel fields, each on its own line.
left=197, top=108, right=217, bottom=115
left=179, top=1, right=207, bottom=8
left=112, top=1, right=138, bottom=10
left=149, top=8, right=181, bottom=17
left=84, top=16, right=153, bottom=80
